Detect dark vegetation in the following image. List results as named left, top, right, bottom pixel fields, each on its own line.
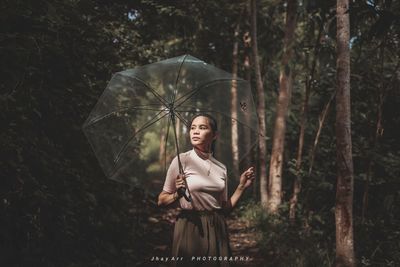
left=1, top=0, right=399, bottom=266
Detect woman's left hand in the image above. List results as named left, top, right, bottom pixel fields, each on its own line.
left=239, top=167, right=255, bottom=189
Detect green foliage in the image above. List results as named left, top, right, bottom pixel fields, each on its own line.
left=1, top=0, right=400, bottom=266
left=238, top=196, right=400, bottom=266
left=0, top=0, right=154, bottom=266
left=356, top=217, right=400, bottom=266
left=238, top=201, right=335, bottom=267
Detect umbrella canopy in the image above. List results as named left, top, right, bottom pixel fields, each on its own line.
left=82, top=55, right=260, bottom=189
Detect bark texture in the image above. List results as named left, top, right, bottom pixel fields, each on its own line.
left=268, top=0, right=297, bottom=213
left=231, top=19, right=240, bottom=177
left=335, top=0, right=355, bottom=265
left=250, top=0, right=268, bottom=207
left=289, top=21, right=323, bottom=220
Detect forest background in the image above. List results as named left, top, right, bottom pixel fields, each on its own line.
left=1, top=0, right=399, bottom=266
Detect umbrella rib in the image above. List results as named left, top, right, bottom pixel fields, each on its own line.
left=174, top=78, right=246, bottom=109
left=171, top=54, right=189, bottom=104
left=83, top=104, right=166, bottom=127
left=174, top=111, right=190, bottom=128
left=126, top=75, right=170, bottom=108
left=126, top=109, right=168, bottom=142
left=238, top=141, right=260, bottom=162
left=114, top=110, right=170, bottom=164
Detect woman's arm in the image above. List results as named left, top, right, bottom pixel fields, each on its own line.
left=157, top=190, right=180, bottom=206
left=157, top=174, right=185, bottom=207
left=223, top=167, right=255, bottom=212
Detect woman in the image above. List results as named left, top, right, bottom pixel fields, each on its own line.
left=158, top=114, right=255, bottom=266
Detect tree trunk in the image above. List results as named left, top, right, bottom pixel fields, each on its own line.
left=308, top=92, right=335, bottom=176
left=243, top=26, right=257, bottom=198
left=268, top=0, right=297, bottom=213
left=176, top=115, right=180, bottom=142
left=231, top=16, right=240, bottom=178
left=250, top=0, right=268, bottom=208
left=159, top=127, right=166, bottom=165
left=289, top=13, right=323, bottom=221
left=335, top=0, right=355, bottom=265
left=289, top=86, right=307, bottom=221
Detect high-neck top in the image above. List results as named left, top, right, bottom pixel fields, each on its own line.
left=162, top=149, right=228, bottom=210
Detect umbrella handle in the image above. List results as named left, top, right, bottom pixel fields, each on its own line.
left=171, top=111, right=192, bottom=202
left=176, top=167, right=192, bottom=202
left=177, top=187, right=192, bottom=202
left=177, top=175, right=192, bottom=202
left=177, top=172, right=191, bottom=202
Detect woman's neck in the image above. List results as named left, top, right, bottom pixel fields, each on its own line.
left=193, top=147, right=212, bottom=160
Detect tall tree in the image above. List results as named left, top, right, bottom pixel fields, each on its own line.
left=289, top=19, right=323, bottom=220
left=231, top=12, right=241, bottom=178
left=243, top=15, right=256, bottom=196
left=335, top=0, right=355, bottom=265
left=308, top=92, right=335, bottom=176
left=268, top=0, right=297, bottom=213
left=250, top=0, right=268, bottom=207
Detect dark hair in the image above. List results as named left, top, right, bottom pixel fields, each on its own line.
left=189, top=113, right=218, bottom=154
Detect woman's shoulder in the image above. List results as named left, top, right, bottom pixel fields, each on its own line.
left=170, top=150, right=192, bottom=163
left=210, top=157, right=227, bottom=172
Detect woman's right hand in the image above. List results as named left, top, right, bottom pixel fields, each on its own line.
left=158, top=174, right=186, bottom=207
left=175, top=173, right=186, bottom=190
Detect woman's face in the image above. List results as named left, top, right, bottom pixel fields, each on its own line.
left=189, top=116, right=216, bottom=151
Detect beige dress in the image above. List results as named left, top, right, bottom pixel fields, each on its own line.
left=162, top=150, right=232, bottom=267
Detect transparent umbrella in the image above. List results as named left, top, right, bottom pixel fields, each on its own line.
left=82, top=55, right=261, bottom=201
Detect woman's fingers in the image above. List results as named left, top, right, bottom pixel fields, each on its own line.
left=246, top=167, right=254, bottom=176
left=244, top=167, right=255, bottom=181
left=176, top=174, right=186, bottom=188
left=247, top=167, right=254, bottom=174
left=176, top=182, right=185, bottom=189
left=240, top=170, right=254, bottom=186
left=176, top=174, right=185, bottom=180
